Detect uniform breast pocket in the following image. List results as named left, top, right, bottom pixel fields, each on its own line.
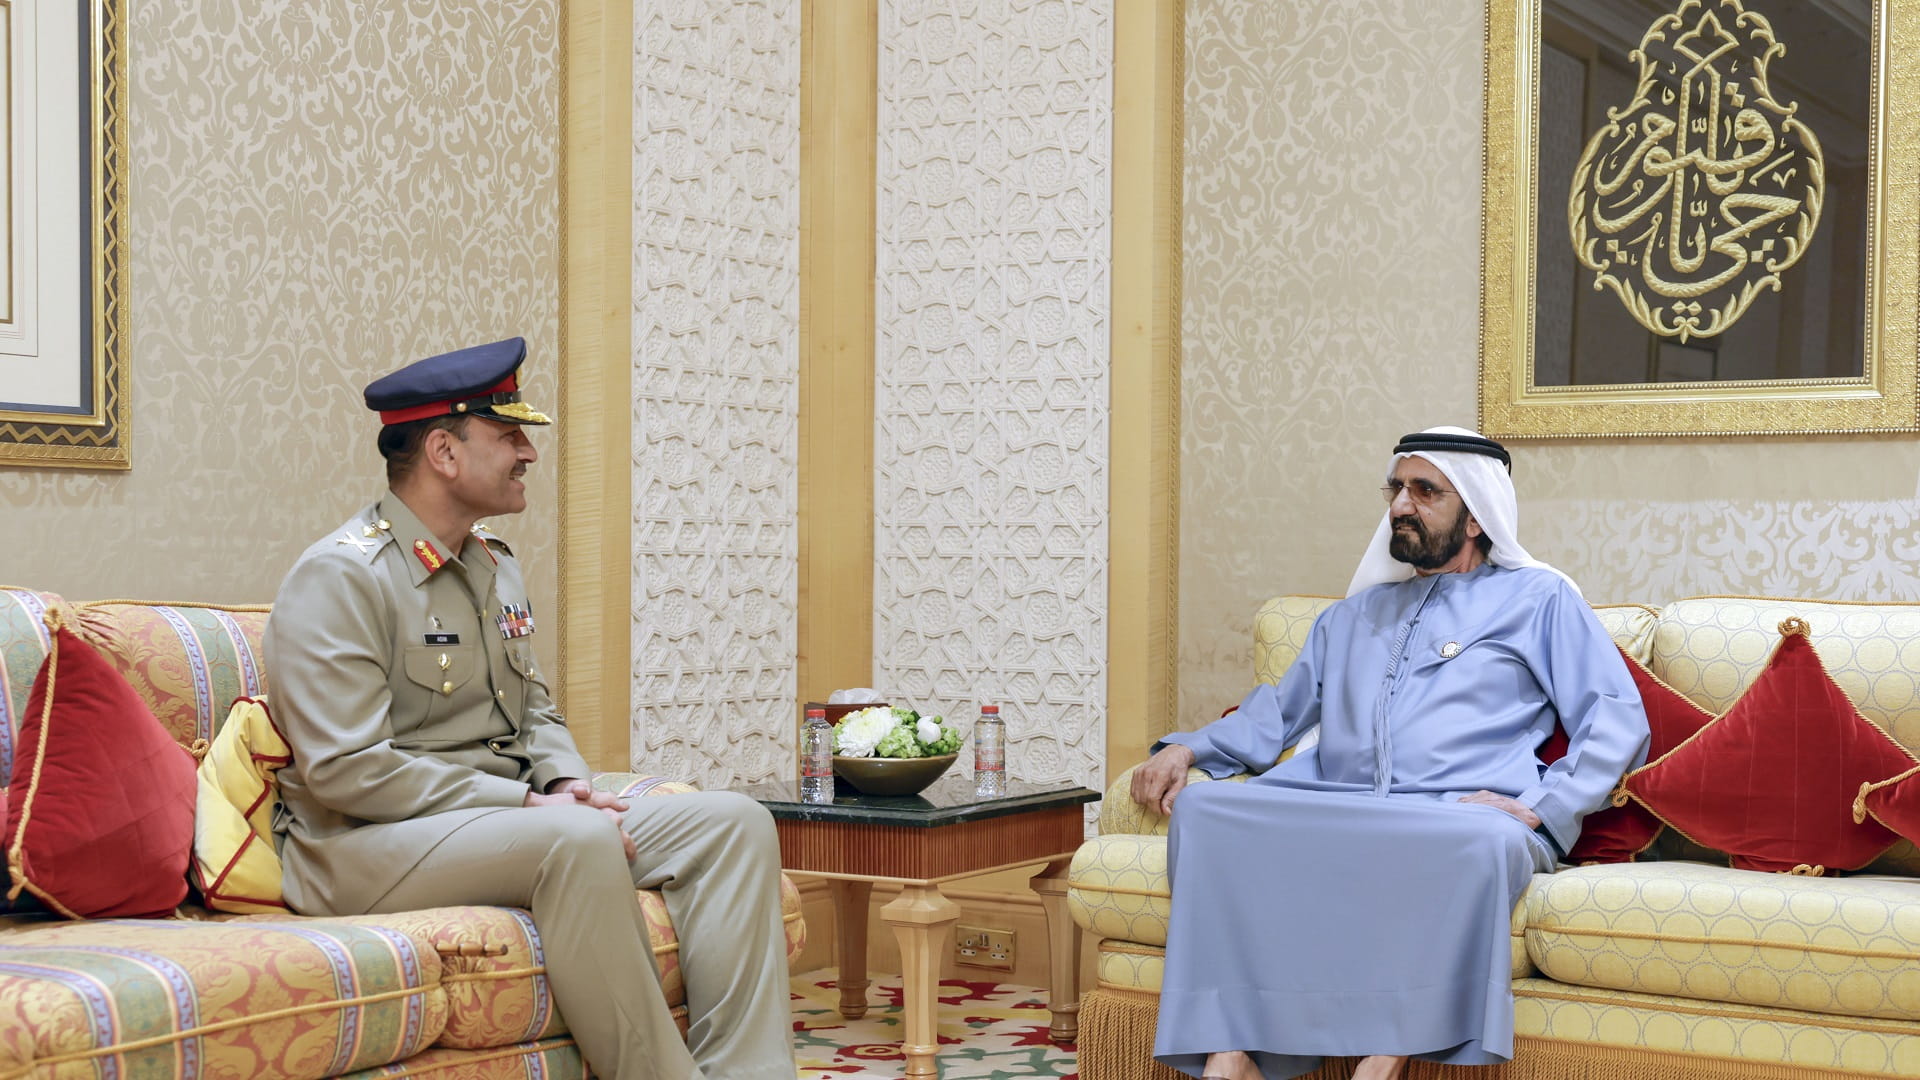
left=506, top=638, right=539, bottom=681
left=404, top=645, right=479, bottom=697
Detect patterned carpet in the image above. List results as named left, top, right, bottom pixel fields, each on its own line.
left=792, top=968, right=1079, bottom=1078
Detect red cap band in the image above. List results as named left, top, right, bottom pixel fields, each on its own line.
left=378, top=375, right=518, bottom=425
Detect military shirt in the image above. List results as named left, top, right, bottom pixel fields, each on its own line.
left=264, top=493, right=591, bottom=913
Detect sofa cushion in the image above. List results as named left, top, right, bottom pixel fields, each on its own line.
left=1626, top=618, right=1916, bottom=873
left=1082, top=878, right=1537, bottom=993
left=1647, top=595, right=1920, bottom=876
left=0, top=589, right=64, bottom=791
left=1511, top=976, right=1920, bottom=1075
left=192, top=696, right=292, bottom=914
left=75, top=600, right=270, bottom=748
left=230, top=906, right=570, bottom=1050
left=6, top=617, right=199, bottom=919
left=0, top=916, right=447, bottom=1078
left=1858, top=762, right=1920, bottom=849
left=330, top=1037, right=587, bottom=1079
left=1554, top=649, right=1714, bottom=864
left=1525, top=860, right=1920, bottom=1022
left=1069, top=833, right=1170, bottom=946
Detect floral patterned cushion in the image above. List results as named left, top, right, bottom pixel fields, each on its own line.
left=0, top=917, right=447, bottom=1077
left=228, top=906, right=567, bottom=1051
left=0, top=588, right=65, bottom=787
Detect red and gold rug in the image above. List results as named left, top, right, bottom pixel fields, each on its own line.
left=792, top=968, right=1079, bottom=1078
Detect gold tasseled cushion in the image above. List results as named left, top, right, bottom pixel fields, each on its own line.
left=1526, top=861, right=1920, bottom=1022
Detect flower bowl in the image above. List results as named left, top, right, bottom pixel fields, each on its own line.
left=831, top=753, right=958, bottom=797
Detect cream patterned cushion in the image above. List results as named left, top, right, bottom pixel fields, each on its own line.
left=1084, top=890, right=1537, bottom=993
left=1513, top=977, right=1920, bottom=1074
left=1525, top=861, right=1920, bottom=1021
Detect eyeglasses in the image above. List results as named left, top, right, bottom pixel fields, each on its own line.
left=1380, top=478, right=1458, bottom=505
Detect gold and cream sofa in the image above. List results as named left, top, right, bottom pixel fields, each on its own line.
left=1070, top=594, right=1920, bottom=1080
left=0, top=587, right=805, bottom=1079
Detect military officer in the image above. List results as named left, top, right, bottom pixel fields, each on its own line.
left=265, top=338, right=795, bottom=1080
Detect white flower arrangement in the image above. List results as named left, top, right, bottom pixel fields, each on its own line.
left=832, top=705, right=962, bottom=758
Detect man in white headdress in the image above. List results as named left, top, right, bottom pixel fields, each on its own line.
left=1134, top=427, right=1650, bottom=1080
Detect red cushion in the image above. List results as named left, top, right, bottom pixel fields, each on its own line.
left=5, top=617, right=197, bottom=918
left=1538, top=648, right=1715, bottom=864
left=1623, top=618, right=1918, bottom=874
left=1856, top=762, right=1920, bottom=841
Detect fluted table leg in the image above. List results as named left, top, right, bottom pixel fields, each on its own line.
left=829, top=878, right=874, bottom=1019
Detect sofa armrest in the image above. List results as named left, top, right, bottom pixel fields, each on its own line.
left=1099, top=763, right=1250, bottom=836
left=591, top=772, right=701, bottom=798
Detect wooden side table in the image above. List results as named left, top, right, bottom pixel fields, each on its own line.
left=736, top=776, right=1100, bottom=1079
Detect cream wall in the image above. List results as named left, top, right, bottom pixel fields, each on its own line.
left=1176, top=0, right=1920, bottom=730
left=1, top=1, right=561, bottom=665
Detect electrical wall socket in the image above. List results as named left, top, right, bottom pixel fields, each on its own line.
left=953, top=924, right=1015, bottom=971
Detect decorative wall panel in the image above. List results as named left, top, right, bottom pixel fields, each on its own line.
left=631, top=0, right=800, bottom=785
left=874, top=0, right=1113, bottom=794
left=1176, top=0, right=1920, bottom=729
left=2, top=0, right=560, bottom=672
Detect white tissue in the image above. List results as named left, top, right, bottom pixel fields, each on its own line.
left=827, top=688, right=885, bottom=705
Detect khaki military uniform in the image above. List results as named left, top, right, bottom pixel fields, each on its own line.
left=266, top=494, right=793, bottom=1080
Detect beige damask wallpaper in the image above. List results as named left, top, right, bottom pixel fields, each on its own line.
left=1177, top=0, right=1920, bottom=729
left=1, top=1, right=561, bottom=667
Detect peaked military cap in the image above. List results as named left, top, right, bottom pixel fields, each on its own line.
left=364, top=337, right=552, bottom=426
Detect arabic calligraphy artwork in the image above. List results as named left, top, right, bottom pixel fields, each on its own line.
left=1480, top=0, right=1920, bottom=438
left=1569, top=0, right=1822, bottom=343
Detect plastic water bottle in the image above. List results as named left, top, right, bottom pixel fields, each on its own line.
left=801, top=707, right=834, bottom=802
left=974, top=704, right=1005, bottom=797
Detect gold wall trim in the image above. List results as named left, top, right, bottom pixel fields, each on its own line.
left=796, top=0, right=878, bottom=720
left=556, top=0, right=634, bottom=772
left=1108, top=0, right=1183, bottom=781
left=1480, top=0, right=1919, bottom=439
left=0, top=0, right=129, bottom=468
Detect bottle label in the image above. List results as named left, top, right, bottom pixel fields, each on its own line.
left=802, top=760, right=832, bottom=779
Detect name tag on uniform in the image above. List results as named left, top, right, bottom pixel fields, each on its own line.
left=497, top=603, right=535, bottom=640
left=424, top=632, right=460, bottom=645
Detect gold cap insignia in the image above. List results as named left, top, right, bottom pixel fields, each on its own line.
left=489, top=400, right=552, bottom=425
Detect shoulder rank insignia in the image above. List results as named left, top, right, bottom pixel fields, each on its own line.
left=470, top=522, right=501, bottom=564
left=413, top=539, right=446, bottom=573
left=362, top=518, right=393, bottom=539
left=336, top=532, right=375, bottom=553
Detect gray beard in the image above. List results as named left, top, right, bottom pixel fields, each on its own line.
left=1388, top=508, right=1469, bottom=570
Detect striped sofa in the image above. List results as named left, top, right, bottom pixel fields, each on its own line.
left=1070, top=594, right=1920, bottom=1080
left=0, top=587, right=805, bottom=1079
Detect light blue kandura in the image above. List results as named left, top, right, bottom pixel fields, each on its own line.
left=1153, top=562, right=1650, bottom=1080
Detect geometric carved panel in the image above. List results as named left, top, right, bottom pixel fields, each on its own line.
left=631, top=1, right=800, bottom=787
left=875, top=0, right=1114, bottom=797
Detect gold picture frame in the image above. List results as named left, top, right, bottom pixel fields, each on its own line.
left=0, top=0, right=130, bottom=469
left=1481, top=0, right=1917, bottom=439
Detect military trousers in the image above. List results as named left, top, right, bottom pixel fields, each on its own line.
left=361, top=791, right=794, bottom=1080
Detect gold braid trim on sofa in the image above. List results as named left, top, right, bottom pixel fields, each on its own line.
left=1075, top=989, right=1904, bottom=1080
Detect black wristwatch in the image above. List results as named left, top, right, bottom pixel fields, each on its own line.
left=1534, top=823, right=1566, bottom=861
